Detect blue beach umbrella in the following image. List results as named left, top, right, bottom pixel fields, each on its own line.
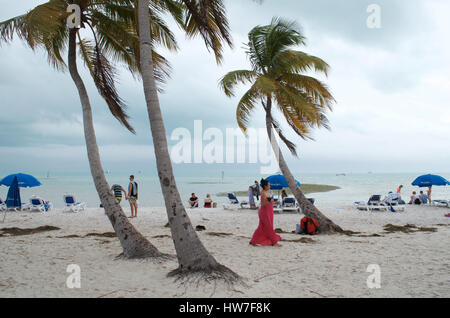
left=266, top=174, right=301, bottom=190
left=5, top=176, right=21, bottom=208
left=0, top=173, right=42, bottom=188
left=411, top=174, right=450, bottom=188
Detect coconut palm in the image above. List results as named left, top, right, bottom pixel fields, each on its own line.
left=219, top=17, right=343, bottom=233
left=136, top=0, right=241, bottom=279
left=0, top=0, right=178, bottom=257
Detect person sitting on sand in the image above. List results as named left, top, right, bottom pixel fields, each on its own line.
left=204, top=194, right=213, bottom=208
left=409, top=191, right=422, bottom=205
left=383, top=192, right=400, bottom=205
left=250, top=178, right=282, bottom=247
left=188, top=193, right=199, bottom=208
left=418, top=191, right=428, bottom=204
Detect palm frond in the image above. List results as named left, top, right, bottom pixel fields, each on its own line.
left=272, top=50, right=330, bottom=76
left=219, top=69, right=256, bottom=97
left=78, top=32, right=135, bottom=133
left=235, top=84, right=260, bottom=133
left=180, top=0, right=232, bottom=64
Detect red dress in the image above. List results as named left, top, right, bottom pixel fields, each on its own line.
left=250, top=203, right=281, bottom=246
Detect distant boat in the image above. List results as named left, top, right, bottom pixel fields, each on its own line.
left=336, top=173, right=346, bottom=176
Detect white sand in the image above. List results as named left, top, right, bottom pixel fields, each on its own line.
left=0, top=205, right=449, bottom=298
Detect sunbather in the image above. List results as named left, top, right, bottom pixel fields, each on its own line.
left=383, top=192, right=400, bottom=205
left=409, top=191, right=422, bottom=205
left=204, top=194, right=213, bottom=208
left=188, top=193, right=199, bottom=208
left=418, top=191, right=428, bottom=204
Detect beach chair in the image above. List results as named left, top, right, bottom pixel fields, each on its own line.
left=273, top=198, right=283, bottom=214
left=355, top=195, right=388, bottom=211
left=63, top=194, right=86, bottom=212
left=28, top=195, right=52, bottom=212
left=432, top=200, right=449, bottom=207
left=282, top=197, right=299, bottom=213
left=29, top=196, right=45, bottom=212
left=223, top=193, right=252, bottom=210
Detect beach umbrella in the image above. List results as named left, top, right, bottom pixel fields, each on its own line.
left=5, top=176, right=21, bottom=209
left=0, top=173, right=42, bottom=188
left=411, top=174, right=450, bottom=188
left=266, top=174, right=301, bottom=190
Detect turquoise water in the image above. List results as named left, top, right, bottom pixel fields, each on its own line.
left=1, top=172, right=449, bottom=209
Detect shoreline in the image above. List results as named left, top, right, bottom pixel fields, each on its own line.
left=216, top=184, right=341, bottom=197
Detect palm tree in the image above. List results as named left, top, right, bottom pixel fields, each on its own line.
left=219, top=17, right=343, bottom=234
left=136, top=0, right=240, bottom=279
left=0, top=0, right=178, bottom=257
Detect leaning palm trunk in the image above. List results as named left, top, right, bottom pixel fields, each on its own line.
left=137, top=0, right=238, bottom=278
left=265, top=98, right=343, bottom=234
left=67, top=29, right=164, bottom=258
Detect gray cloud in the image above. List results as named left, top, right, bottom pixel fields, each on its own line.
left=0, top=0, right=449, bottom=174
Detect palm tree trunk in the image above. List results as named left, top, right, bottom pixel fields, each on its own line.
left=137, top=0, right=237, bottom=277
left=265, top=97, right=343, bottom=234
left=67, top=28, right=164, bottom=258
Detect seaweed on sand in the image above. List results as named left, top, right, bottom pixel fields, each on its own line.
left=0, top=225, right=60, bottom=237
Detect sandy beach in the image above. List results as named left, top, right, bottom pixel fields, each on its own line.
left=1, top=205, right=449, bottom=298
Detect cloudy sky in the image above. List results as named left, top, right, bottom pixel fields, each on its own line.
left=0, top=0, right=449, bottom=177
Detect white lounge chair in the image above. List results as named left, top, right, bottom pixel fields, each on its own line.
left=281, top=197, right=299, bottom=213
left=432, top=200, right=449, bottom=207
left=223, top=193, right=254, bottom=211
left=63, top=194, right=86, bottom=212
left=29, top=195, right=52, bottom=212
left=355, top=194, right=403, bottom=212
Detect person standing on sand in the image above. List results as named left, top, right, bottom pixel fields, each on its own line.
left=127, top=175, right=138, bottom=218
left=427, top=186, right=432, bottom=204
left=250, top=178, right=282, bottom=247
left=248, top=186, right=256, bottom=209
left=254, top=181, right=260, bottom=201
left=397, top=185, right=403, bottom=194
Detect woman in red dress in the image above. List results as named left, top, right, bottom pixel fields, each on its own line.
left=250, top=178, right=282, bottom=247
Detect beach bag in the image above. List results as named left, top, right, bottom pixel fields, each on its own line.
left=300, top=217, right=319, bottom=235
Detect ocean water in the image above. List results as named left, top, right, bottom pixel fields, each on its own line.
left=1, top=172, right=449, bottom=209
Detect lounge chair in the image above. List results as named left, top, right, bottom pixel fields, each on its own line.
left=223, top=193, right=252, bottom=210
left=282, top=197, right=299, bottom=213
left=355, top=195, right=387, bottom=211
left=356, top=194, right=406, bottom=212
left=273, top=198, right=283, bottom=214
left=29, top=196, right=52, bottom=212
left=432, top=200, right=449, bottom=207
left=63, top=194, right=86, bottom=212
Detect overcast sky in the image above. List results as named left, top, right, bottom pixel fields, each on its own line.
left=0, top=0, right=449, bottom=177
